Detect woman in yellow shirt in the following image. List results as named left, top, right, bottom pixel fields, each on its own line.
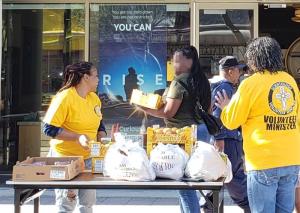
left=215, top=37, right=300, bottom=213
left=43, top=62, right=103, bottom=213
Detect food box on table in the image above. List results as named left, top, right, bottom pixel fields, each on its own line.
left=89, top=141, right=113, bottom=173
left=146, top=125, right=197, bottom=156
left=13, top=156, right=83, bottom=181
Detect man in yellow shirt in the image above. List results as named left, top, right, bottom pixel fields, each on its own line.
left=215, top=37, right=300, bottom=213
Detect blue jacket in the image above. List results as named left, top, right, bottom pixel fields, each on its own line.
left=211, top=80, right=242, bottom=141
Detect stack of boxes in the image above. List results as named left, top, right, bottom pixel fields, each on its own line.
left=90, top=142, right=112, bottom=173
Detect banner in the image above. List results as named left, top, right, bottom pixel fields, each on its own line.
left=98, top=5, right=167, bottom=134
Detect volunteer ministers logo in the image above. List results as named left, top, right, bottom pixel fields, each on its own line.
left=268, top=82, right=296, bottom=115
left=94, top=105, right=102, bottom=117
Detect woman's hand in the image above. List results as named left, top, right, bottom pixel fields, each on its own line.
left=214, top=89, right=230, bottom=110
left=135, top=99, right=180, bottom=119
left=78, top=134, right=90, bottom=151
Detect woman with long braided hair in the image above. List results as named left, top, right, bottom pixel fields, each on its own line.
left=43, top=61, right=104, bottom=213
left=185, top=46, right=211, bottom=113
left=140, top=46, right=212, bottom=213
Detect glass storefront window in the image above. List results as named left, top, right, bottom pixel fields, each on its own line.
left=41, top=5, right=85, bottom=107
left=90, top=4, right=190, bottom=134
left=199, top=9, right=253, bottom=77
left=1, top=4, right=85, bottom=169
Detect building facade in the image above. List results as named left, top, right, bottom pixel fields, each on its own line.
left=1, top=0, right=300, bottom=171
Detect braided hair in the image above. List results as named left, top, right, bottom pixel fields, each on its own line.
left=175, top=46, right=211, bottom=112
left=59, top=61, right=94, bottom=92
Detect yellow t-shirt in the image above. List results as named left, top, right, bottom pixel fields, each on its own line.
left=44, top=87, right=102, bottom=159
left=221, top=71, right=300, bottom=171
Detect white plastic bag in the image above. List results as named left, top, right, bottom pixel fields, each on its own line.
left=103, top=133, right=155, bottom=181
left=150, top=143, right=188, bottom=180
left=185, top=141, right=232, bottom=182
left=219, top=152, right=233, bottom=183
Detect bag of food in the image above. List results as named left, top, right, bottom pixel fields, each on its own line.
left=219, top=152, right=233, bottom=183
left=150, top=143, right=188, bottom=180
left=185, top=141, right=232, bottom=182
left=103, top=133, right=155, bottom=181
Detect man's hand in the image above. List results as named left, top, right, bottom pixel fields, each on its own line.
left=214, top=140, right=225, bottom=152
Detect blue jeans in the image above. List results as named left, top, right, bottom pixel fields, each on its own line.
left=178, top=190, right=200, bottom=213
left=197, top=123, right=212, bottom=144
left=178, top=124, right=212, bottom=213
left=48, top=149, right=96, bottom=213
left=247, top=165, right=300, bottom=213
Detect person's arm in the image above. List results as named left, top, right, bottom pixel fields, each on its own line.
left=212, top=83, right=234, bottom=152
left=213, top=83, right=234, bottom=138
left=96, top=122, right=120, bottom=142
left=97, top=131, right=107, bottom=141
left=141, top=98, right=182, bottom=119
left=97, top=120, right=107, bottom=141
left=43, top=123, right=90, bottom=150
left=215, top=82, right=251, bottom=130
left=140, top=80, right=185, bottom=119
left=56, top=129, right=89, bottom=145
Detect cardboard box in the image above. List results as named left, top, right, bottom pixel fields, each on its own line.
left=146, top=125, right=197, bottom=156
left=92, top=157, right=104, bottom=173
left=13, top=156, right=83, bottom=181
left=130, top=89, right=163, bottom=109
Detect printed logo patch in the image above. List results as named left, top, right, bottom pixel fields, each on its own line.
left=268, top=82, right=295, bottom=115
left=94, top=105, right=102, bottom=117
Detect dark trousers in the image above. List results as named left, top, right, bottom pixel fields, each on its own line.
left=203, top=139, right=250, bottom=213
left=224, top=138, right=250, bottom=212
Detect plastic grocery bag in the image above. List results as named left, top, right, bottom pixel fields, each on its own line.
left=103, top=133, right=155, bottom=181
left=219, top=152, right=233, bottom=183
left=185, top=141, right=232, bottom=182
left=150, top=143, right=189, bottom=180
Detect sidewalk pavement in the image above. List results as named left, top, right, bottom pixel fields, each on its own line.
left=0, top=185, right=245, bottom=213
